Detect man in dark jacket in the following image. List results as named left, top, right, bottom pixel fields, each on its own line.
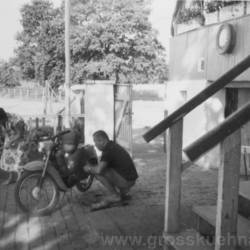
left=84, top=130, right=138, bottom=210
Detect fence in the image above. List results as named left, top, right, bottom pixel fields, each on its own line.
left=22, top=114, right=85, bottom=143
left=0, top=87, right=64, bottom=102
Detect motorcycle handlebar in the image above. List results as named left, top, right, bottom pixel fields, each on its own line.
left=39, top=130, right=71, bottom=142
left=51, top=130, right=71, bottom=141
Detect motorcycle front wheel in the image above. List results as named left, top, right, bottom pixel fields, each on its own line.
left=15, top=171, right=59, bottom=216
left=75, top=174, right=94, bottom=192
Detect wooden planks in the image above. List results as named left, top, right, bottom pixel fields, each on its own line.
left=164, top=119, right=183, bottom=234
left=184, top=103, right=250, bottom=162
left=193, top=205, right=250, bottom=249
left=215, top=130, right=241, bottom=250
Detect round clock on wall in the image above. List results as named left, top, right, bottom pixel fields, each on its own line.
left=216, top=23, right=236, bottom=54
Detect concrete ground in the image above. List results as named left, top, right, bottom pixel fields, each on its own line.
left=0, top=127, right=218, bottom=250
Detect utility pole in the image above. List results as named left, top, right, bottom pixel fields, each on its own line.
left=64, top=0, right=71, bottom=128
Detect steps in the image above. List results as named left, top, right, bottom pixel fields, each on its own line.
left=239, top=181, right=250, bottom=218
left=193, top=205, right=250, bottom=249
left=192, top=181, right=250, bottom=249
left=165, top=181, right=250, bottom=250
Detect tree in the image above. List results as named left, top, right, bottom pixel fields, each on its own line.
left=15, top=0, right=64, bottom=88
left=15, top=0, right=167, bottom=88
left=71, top=0, right=168, bottom=83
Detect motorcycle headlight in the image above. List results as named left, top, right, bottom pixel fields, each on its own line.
left=38, top=142, right=44, bottom=152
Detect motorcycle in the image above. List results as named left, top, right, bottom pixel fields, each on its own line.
left=14, top=130, right=97, bottom=215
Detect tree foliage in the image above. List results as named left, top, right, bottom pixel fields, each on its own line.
left=14, top=0, right=167, bottom=88
left=0, top=60, right=20, bottom=87
left=71, top=0, right=168, bottom=83
left=15, top=0, right=64, bottom=88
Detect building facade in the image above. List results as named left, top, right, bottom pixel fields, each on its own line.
left=169, top=1, right=250, bottom=169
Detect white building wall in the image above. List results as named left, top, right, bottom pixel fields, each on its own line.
left=166, top=80, right=225, bottom=168
left=84, top=84, right=114, bottom=146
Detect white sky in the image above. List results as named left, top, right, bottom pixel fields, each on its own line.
left=0, top=0, right=175, bottom=61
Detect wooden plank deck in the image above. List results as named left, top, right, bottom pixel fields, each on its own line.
left=0, top=182, right=165, bottom=250
left=193, top=205, right=250, bottom=249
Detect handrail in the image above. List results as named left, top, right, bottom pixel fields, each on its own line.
left=183, top=101, right=250, bottom=161
left=143, top=55, right=250, bottom=142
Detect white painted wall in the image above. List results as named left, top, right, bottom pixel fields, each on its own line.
left=84, top=84, right=114, bottom=145
left=166, top=80, right=225, bottom=168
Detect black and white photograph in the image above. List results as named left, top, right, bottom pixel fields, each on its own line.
left=0, top=0, right=250, bottom=249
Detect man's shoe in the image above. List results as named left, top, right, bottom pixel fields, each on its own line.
left=90, top=194, right=121, bottom=211
left=90, top=200, right=110, bottom=211
left=121, top=193, right=132, bottom=201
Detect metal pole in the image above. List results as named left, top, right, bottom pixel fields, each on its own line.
left=64, top=0, right=71, bottom=128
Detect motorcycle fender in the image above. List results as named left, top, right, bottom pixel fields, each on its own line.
left=22, top=161, right=44, bottom=171
left=22, top=161, right=68, bottom=191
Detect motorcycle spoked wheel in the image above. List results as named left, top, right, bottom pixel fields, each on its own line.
left=15, top=170, right=59, bottom=216
left=75, top=174, right=94, bottom=192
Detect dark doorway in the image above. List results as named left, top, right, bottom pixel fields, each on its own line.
left=224, top=88, right=238, bottom=117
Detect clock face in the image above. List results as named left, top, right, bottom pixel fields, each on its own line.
left=216, top=24, right=235, bottom=54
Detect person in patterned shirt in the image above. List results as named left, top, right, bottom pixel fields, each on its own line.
left=0, top=109, right=26, bottom=184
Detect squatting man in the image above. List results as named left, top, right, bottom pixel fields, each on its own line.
left=83, top=130, right=138, bottom=210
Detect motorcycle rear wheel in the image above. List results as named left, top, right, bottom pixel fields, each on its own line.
left=15, top=171, right=59, bottom=216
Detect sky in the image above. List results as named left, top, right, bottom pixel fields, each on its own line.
left=0, top=0, right=175, bottom=61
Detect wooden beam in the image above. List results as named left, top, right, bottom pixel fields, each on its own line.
left=143, top=55, right=250, bottom=142
left=164, top=118, right=183, bottom=233
left=215, top=129, right=241, bottom=250
left=115, top=100, right=128, bottom=137
left=184, top=101, right=250, bottom=162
